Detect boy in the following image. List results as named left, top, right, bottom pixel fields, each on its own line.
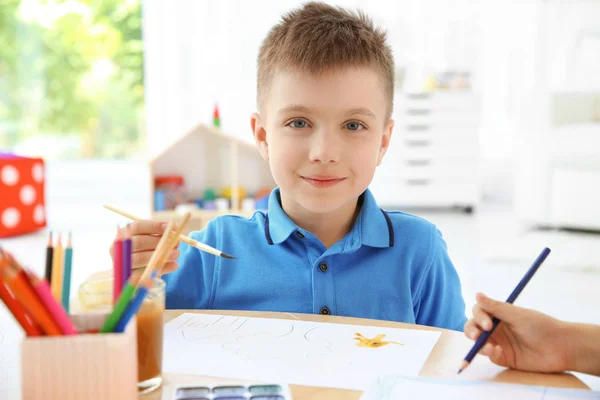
left=116, top=2, right=467, bottom=331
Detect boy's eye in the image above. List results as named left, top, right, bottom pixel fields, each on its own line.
left=345, top=121, right=365, bottom=131
left=287, top=119, right=309, bottom=128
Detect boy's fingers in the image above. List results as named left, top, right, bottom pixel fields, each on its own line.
left=159, top=261, right=178, bottom=275
left=126, top=220, right=167, bottom=236
left=464, top=319, right=482, bottom=340
left=476, top=292, right=512, bottom=322
left=131, top=235, right=163, bottom=253
left=486, top=344, right=508, bottom=367
left=131, top=251, right=155, bottom=269
left=481, top=342, right=495, bottom=356
left=131, top=250, right=179, bottom=269
left=472, top=305, right=493, bottom=331
left=491, top=344, right=504, bottom=363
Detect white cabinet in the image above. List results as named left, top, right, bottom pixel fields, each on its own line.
left=370, top=92, right=480, bottom=212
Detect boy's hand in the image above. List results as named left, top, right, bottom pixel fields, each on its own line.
left=464, top=292, right=571, bottom=373
left=109, top=220, right=180, bottom=274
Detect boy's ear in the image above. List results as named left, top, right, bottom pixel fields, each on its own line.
left=251, top=113, right=269, bottom=161
left=377, top=119, right=394, bottom=166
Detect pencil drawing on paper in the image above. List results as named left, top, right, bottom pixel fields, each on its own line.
left=354, top=333, right=403, bottom=348
left=178, top=315, right=341, bottom=361
left=179, top=315, right=248, bottom=341
left=164, top=313, right=444, bottom=391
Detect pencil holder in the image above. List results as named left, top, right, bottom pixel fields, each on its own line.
left=21, top=312, right=138, bottom=400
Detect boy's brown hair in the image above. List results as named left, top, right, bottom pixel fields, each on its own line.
left=257, top=1, right=394, bottom=117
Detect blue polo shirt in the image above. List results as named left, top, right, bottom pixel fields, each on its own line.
left=163, top=188, right=467, bottom=331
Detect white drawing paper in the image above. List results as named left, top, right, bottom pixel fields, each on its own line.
left=163, top=313, right=442, bottom=391
left=361, top=375, right=600, bottom=400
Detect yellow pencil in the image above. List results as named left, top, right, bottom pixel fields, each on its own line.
left=50, top=233, right=64, bottom=301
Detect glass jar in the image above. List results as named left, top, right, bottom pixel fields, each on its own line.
left=77, top=275, right=165, bottom=394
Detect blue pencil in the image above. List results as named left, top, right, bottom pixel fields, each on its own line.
left=458, top=247, right=551, bottom=373
left=112, top=272, right=157, bottom=333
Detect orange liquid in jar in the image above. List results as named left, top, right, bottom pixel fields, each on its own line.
left=136, top=298, right=164, bottom=382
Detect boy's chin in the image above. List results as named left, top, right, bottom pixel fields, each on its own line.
left=295, top=196, right=359, bottom=215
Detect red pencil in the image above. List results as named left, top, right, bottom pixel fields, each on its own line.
left=28, top=272, right=77, bottom=335
left=0, top=254, right=62, bottom=336
left=0, top=262, right=42, bottom=336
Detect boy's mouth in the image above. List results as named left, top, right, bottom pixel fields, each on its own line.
left=301, top=175, right=346, bottom=188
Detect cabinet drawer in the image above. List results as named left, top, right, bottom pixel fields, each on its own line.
left=396, top=129, right=479, bottom=145
left=369, top=178, right=479, bottom=207
left=396, top=92, right=479, bottom=111
left=376, top=158, right=476, bottom=181
left=396, top=123, right=479, bottom=138
left=398, top=112, right=479, bottom=127
left=388, top=137, right=479, bottom=159
left=550, top=168, right=600, bottom=229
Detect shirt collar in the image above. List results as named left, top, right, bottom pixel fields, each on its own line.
left=355, top=188, right=395, bottom=248
left=264, top=187, right=394, bottom=248
left=264, top=188, right=298, bottom=245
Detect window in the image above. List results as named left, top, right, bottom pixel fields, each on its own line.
left=0, top=0, right=145, bottom=159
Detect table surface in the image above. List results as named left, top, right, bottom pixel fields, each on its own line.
left=142, top=309, right=589, bottom=400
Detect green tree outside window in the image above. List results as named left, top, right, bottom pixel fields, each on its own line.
left=0, top=0, right=145, bottom=158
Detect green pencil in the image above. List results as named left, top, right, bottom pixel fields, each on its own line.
left=100, top=280, right=137, bottom=333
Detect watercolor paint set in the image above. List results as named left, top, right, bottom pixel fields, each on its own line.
left=174, top=382, right=293, bottom=400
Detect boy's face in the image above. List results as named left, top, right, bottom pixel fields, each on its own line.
left=251, top=66, right=393, bottom=216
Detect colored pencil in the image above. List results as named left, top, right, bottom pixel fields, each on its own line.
left=1, top=257, right=62, bottom=336
left=0, top=256, right=42, bottom=336
left=100, top=275, right=138, bottom=333
left=122, top=226, right=132, bottom=289
left=2, top=249, right=39, bottom=300
left=29, top=272, right=77, bottom=335
left=458, top=247, right=552, bottom=373
left=44, top=231, right=54, bottom=283
left=113, top=277, right=153, bottom=333
left=102, top=204, right=235, bottom=259
left=101, top=220, right=175, bottom=333
left=61, top=232, right=73, bottom=312
left=50, top=233, right=64, bottom=302
left=114, top=213, right=191, bottom=332
left=113, top=227, right=123, bottom=304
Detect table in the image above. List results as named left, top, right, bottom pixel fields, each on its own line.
left=145, top=310, right=589, bottom=400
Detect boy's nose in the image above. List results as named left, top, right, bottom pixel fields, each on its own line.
left=308, top=130, right=341, bottom=164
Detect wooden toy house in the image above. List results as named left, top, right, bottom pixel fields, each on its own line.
left=149, top=123, right=274, bottom=233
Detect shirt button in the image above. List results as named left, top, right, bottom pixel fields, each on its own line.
left=319, top=307, right=330, bottom=315
left=318, top=262, right=328, bottom=272
left=296, top=231, right=305, bottom=239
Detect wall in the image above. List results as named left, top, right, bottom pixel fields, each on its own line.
left=142, top=0, right=600, bottom=201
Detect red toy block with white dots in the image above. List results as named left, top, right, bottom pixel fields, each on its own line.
left=0, top=153, right=47, bottom=238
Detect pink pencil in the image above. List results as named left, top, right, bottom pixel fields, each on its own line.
left=28, top=272, right=77, bottom=335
